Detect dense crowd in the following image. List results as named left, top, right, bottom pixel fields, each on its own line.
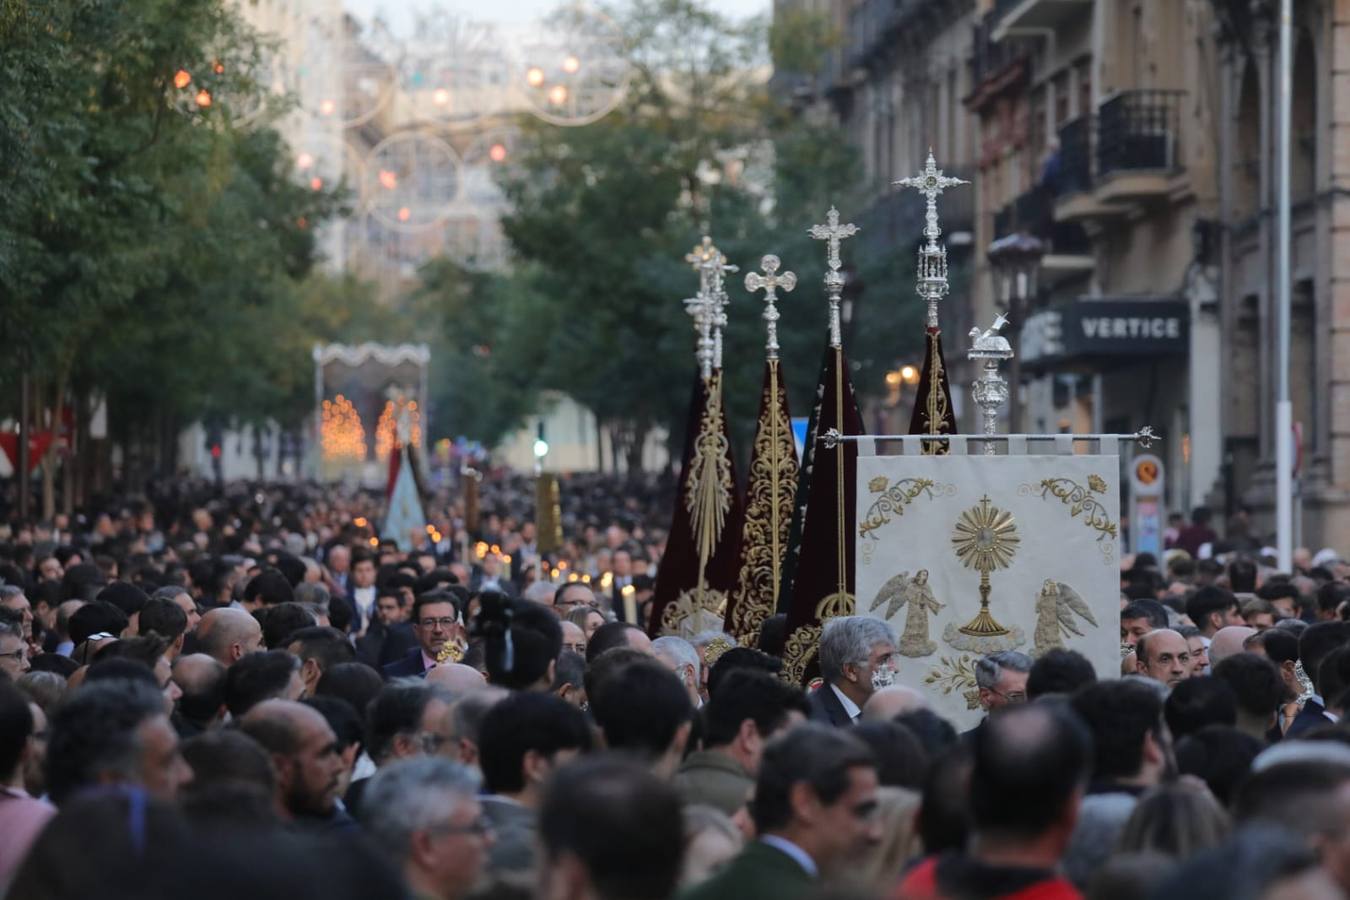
left=1, top=488, right=1350, bottom=900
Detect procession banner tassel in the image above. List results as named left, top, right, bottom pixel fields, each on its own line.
left=726, top=358, right=797, bottom=647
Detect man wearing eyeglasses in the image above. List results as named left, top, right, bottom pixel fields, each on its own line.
left=384, top=593, right=462, bottom=680
left=362, top=757, right=493, bottom=900
left=0, top=618, right=29, bottom=681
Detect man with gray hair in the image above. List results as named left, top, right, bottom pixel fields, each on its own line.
left=362, top=756, right=491, bottom=900
left=652, top=635, right=702, bottom=708
left=975, top=650, right=1032, bottom=713
left=808, top=616, right=898, bottom=727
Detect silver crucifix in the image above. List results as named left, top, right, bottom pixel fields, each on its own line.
left=745, top=254, right=797, bottom=360
left=808, top=207, right=858, bottom=349
left=895, top=151, right=967, bottom=328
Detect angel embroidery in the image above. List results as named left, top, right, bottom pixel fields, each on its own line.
left=1033, top=579, right=1098, bottom=656
left=871, top=569, right=944, bottom=657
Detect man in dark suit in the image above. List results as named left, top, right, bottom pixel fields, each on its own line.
left=382, top=592, right=463, bottom=681
left=1286, top=621, right=1350, bottom=738
left=806, top=616, right=898, bottom=727
left=683, top=724, right=881, bottom=900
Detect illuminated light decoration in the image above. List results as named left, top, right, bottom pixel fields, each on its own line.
left=369, top=537, right=380, bottom=547
left=320, top=99, right=336, bottom=116
left=558, top=560, right=569, bottom=570
left=320, top=394, right=368, bottom=463
left=502, top=554, right=512, bottom=564
left=310, top=177, right=324, bottom=191
left=364, top=132, right=460, bottom=233
left=195, top=89, right=212, bottom=108
left=213, top=61, right=225, bottom=74
left=562, top=55, right=580, bottom=74
left=354, top=517, right=368, bottom=527
left=375, top=396, right=423, bottom=462
left=297, top=152, right=315, bottom=171
left=433, top=88, right=450, bottom=106
left=174, top=69, right=192, bottom=90
left=397, top=207, right=411, bottom=222
left=426, top=524, right=436, bottom=533
left=378, top=170, right=398, bottom=190
left=581, top=574, right=591, bottom=583
left=526, top=67, right=545, bottom=87
left=489, top=143, right=507, bottom=163
left=901, top=365, right=919, bottom=383
left=548, top=84, right=568, bottom=106
left=517, top=4, right=631, bottom=126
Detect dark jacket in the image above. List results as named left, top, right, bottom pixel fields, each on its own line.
left=381, top=647, right=428, bottom=681
left=682, top=839, right=815, bottom=900
left=1285, top=698, right=1331, bottom=738
left=806, top=683, right=855, bottom=727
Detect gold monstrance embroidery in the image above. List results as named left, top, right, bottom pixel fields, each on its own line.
left=950, top=494, right=1019, bottom=637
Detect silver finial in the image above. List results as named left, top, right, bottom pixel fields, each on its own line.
left=894, top=151, right=968, bottom=328
left=808, top=207, right=859, bottom=349
left=744, top=254, right=797, bottom=360
left=968, top=315, right=1014, bottom=455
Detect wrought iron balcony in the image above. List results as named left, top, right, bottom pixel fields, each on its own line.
left=1096, top=90, right=1183, bottom=176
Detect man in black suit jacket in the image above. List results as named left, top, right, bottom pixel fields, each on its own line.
left=381, top=592, right=462, bottom=681
left=806, top=616, right=899, bottom=728
left=1286, top=622, right=1350, bottom=738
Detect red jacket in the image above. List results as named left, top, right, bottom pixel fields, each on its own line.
left=897, top=856, right=1082, bottom=900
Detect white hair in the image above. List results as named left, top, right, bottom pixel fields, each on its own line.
left=362, top=757, right=481, bottom=860
left=524, top=581, right=557, bottom=605
left=818, top=616, right=897, bottom=683
left=652, top=635, right=701, bottom=682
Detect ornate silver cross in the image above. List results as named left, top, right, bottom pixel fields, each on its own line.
left=894, top=151, right=967, bottom=329
left=808, top=207, right=858, bottom=349
left=744, top=254, right=797, bottom=360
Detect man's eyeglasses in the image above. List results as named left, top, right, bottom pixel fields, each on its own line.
left=418, top=617, right=459, bottom=629
left=0, top=648, right=26, bottom=662
left=429, top=815, right=494, bottom=838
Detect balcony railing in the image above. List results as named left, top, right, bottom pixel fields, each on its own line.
left=1057, top=114, right=1094, bottom=195
left=1096, top=90, right=1183, bottom=176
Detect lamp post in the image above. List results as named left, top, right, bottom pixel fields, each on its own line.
left=987, top=233, right=1045, bottom=434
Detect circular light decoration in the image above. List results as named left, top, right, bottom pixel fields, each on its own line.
left=363, top=131, right=461, bottom=231
left=305, top=14, right=397, bottom=130
left=293, top=131, right=364, bottom=195
left=396, top=10, right=511, bottom=127
left=516, top=2, right=631, bottom=127
left=456, top=128, right=519, bottom=210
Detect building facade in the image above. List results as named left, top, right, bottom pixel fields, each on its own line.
left=1209, top=0, right=1350, bottom=548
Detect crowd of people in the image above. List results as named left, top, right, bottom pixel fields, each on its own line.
left=2, top=484, right=1350, bottom=899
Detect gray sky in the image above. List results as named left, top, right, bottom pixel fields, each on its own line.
left=345, top=0, right=771, bottom=35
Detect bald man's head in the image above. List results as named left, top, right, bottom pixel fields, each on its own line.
left=172, top=653, right=227, bottom=726
left=197, top=607, right=263, bottom=666
left=862, top=685, right=928, bottom=721
left=1209, top=626, right=1258, bottom=668
left=426, top=662, right=488, bottom=695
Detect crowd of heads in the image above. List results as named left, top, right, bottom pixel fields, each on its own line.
left=2, top=488, right=1350, bottom=900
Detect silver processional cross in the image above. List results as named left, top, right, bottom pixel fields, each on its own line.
left=808, top=207, right=858, bottom=349
left=744, top=255, right=797, bottom=360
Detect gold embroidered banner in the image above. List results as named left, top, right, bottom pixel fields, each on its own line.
left=855, top=453, right=1121, bottom=728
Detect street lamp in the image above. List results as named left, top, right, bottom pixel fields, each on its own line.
left=986, top=233, right=1045, bottom=433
